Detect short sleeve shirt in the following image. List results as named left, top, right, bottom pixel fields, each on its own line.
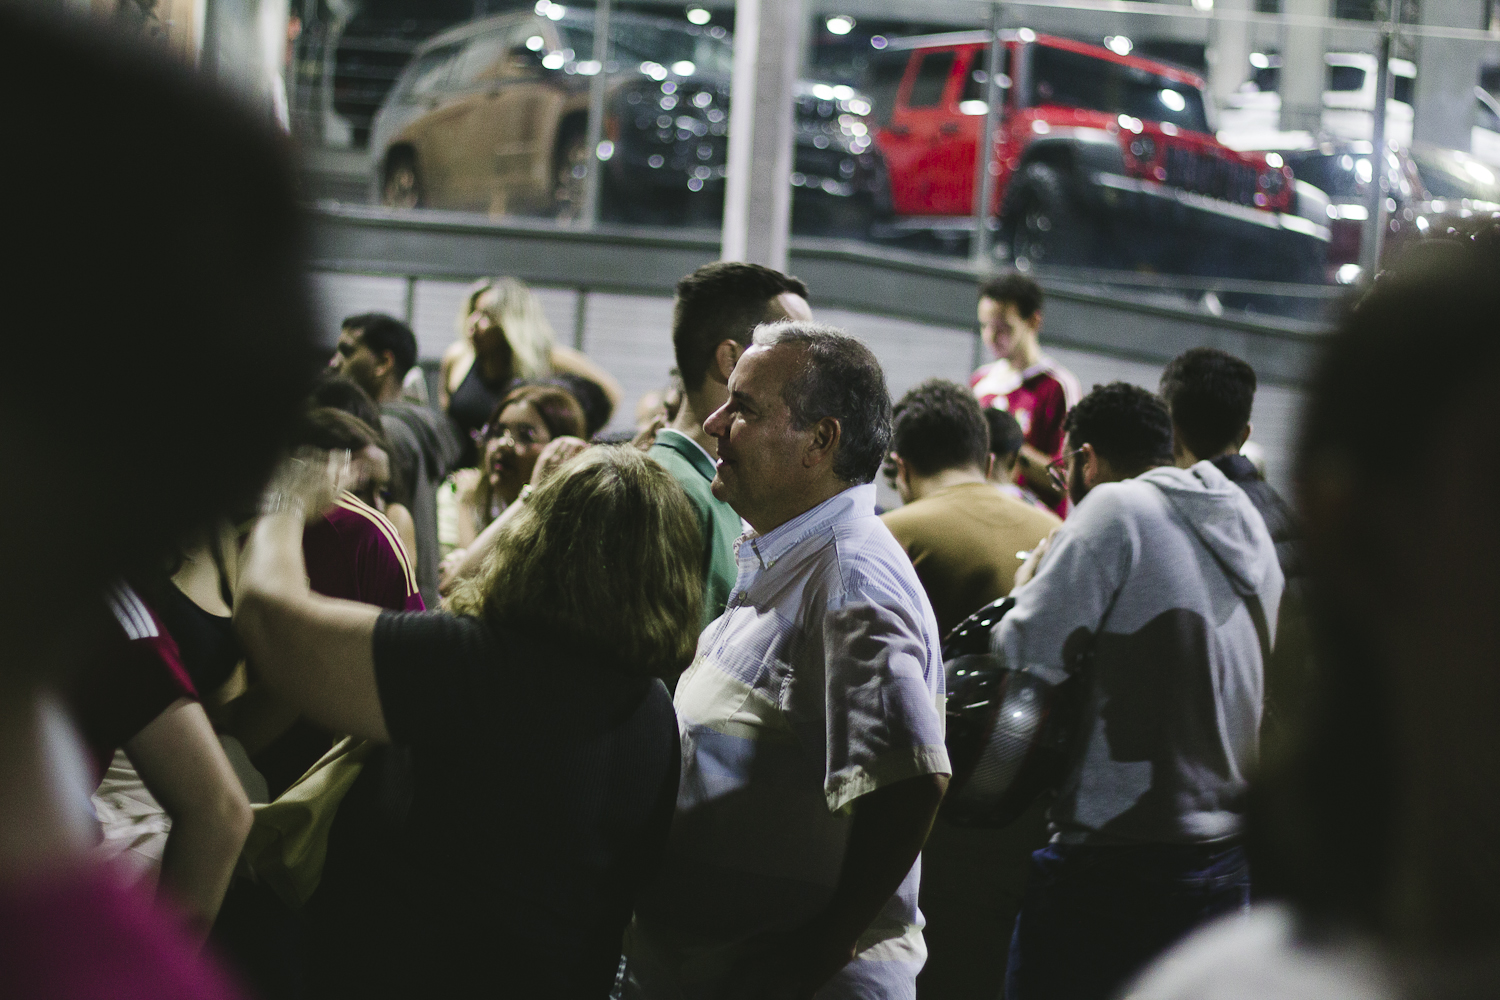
left=302, top=493, right=425, bottom=612
left=69, top=582, right=197, bottom=784
left=630, top=484, right=951, bottom=999
left=342, top=612, right=680, bottom=998
left=971, top=356, right=1082, bottom=516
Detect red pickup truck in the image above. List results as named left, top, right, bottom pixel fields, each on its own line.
left=866, top=30, right=1330, bottom=283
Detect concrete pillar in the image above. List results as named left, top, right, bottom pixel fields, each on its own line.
left=1412, top=0, right=1486, bottom=151
left=721, top=0, right=803, bottom=271
left=1207, top=0, right=1254, bottom=109
left=1279, top=0, right=1327, bottom=134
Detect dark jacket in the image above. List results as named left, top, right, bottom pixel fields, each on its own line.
left=1211, top=454, right=1304, bottom=596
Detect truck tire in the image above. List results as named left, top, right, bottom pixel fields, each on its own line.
left=1005, top=163, right=1095, bottom=269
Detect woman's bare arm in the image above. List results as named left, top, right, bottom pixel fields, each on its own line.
left=125, top=697, right=251, bottom=942
left=234, top=461, right=391, bottom=743
left=551, top=345, right=623, bottom=408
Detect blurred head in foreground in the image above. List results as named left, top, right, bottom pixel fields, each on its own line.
left=1254, top=226, right=1500, bottom=951
left=2, top=8, right=318, bottom=681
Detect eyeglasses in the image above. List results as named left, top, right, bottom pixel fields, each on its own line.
left=472, top=422, right=550, bottom=448
left=1046, top=448, right=1086, bottom=491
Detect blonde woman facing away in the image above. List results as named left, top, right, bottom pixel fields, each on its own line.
left=441, top=277, right=622, bottom=462
left=235, top=446, right=700, bottom=999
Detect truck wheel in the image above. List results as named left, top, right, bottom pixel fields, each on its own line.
left=1006, top=163, right=1091, bottom=269
left=382, top=151, right=422, bottom=209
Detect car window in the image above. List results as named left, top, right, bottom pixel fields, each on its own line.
left=864, top=50, right=909, bottom=125
left=1033, top=45, right=1210, bottom=134
left=959, top=48, right=1011, bottom=112
left=564, top=19, right=734, bottom=77
left=1250, top=64, right=1280, bottom=93
left=1327, top=64, right=1365, bottom=93
left=1411, top=148, right=1500, bottom=201
left=451, top=30, right=511, bottom=88
left=1285, top=152, right=1367, bottom=200
left=1392, top=74, right=1414, bottom=105
left=907, top=50, right=956, bottom=108
left=404, top=43, right=461, bottom=98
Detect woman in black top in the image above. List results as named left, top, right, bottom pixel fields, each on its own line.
left=235, top=446, right=702, bottom=998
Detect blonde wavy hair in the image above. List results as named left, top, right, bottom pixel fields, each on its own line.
left=460, top=276, right=556, bottom=381
left=448, top=446, right=704, bottom=679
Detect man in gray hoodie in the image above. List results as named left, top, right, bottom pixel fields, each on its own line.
left=995, top=382, right=1283, bottom=1000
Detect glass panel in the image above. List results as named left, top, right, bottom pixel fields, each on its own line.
left=402, top=43, right=461, bottom=99
left=907, top=50, right=956, bottom=109
left=959, top=49, right=1011, bottom=107
left=1392, top=74, right=1414, bottom=105
left=864, top=49, right=909, bottom=127
left=451, top=31, right=510, bottom=88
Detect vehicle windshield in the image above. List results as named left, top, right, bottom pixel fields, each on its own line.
left=1284, top=151, right=1369, bottom=200
left=563, top=18, right=734, bottom=78
left=1409, top=147, right=1500, bottom=202
left=1033, top=45, right=1210, bottom=134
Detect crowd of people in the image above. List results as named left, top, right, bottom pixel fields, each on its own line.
left=8, top=9, right=1500, bottom=1000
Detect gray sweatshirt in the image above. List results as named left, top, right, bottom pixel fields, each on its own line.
left=994, top=460, right=1284, bottom=845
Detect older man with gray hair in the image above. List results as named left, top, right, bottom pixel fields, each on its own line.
left=628, top=322, right=952, bottom=1000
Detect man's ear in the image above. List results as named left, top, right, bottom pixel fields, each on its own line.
left=1029, top=309, right=1044, bottom=335
left=711, top=340, right=744, bottom=384
left=1237, top=423, right=1253, bottom=451
left=984, top=453, right=996, bottom=479
left=374, top=349, right=397, bottom=381
left=803, top=416, right=842, bottom=469
left=1080, top=442, right=1103, bottom=489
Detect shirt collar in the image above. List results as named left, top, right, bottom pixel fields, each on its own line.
left=738, top=483, right=875, bottom=573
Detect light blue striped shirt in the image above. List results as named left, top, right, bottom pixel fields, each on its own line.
left=631, top=483, right=951, bottom=999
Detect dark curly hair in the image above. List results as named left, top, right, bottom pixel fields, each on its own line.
left=1063, top=382, right=1173, bottom=473
left=1159, top=347, right=1257, bottom=460
left=892, top=379, right=990, bottom=477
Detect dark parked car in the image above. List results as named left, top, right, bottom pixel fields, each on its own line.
left=1277, top=139, right=1423, bottom=281
left=370, top=8, right=888, bottom=233
left=865, top=29, right=1330, bottom=282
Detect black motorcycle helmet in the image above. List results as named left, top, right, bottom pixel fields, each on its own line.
left=942, top=596, right=1082, bottom=828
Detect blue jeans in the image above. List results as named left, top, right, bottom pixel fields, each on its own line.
left=1003, top=841, right=1250, bottom=1000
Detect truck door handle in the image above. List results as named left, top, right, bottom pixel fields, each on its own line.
left=940, top=122, right=960, bottom=135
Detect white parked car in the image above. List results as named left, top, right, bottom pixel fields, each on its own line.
left=1471, top=87, right=1500, bottom=168
left=1218, top=52, right=1415, bottom=147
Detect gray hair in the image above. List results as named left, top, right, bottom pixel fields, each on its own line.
left=753, top=321, right=892, bottom=484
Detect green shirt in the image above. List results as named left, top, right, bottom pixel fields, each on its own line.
left=649, top=429, right=742, bottom=630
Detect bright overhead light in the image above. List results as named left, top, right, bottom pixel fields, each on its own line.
left=526, top=34, right=544, bottom=51
left=545, top=3, right=566, bottom=19
left=542, top=51, right=565, bottom=69
left=685, top=7, right=710, bottom=25
left=826, top=15, right=855, bottom=35
left=534, top=0, right=550, bottom=12
left=1192, top=0, right=1214, bottom=9
left=1265, top=152, right=1284, bottom=168
left=1104, top=35, right=1132, bottom=56
left=671, top=60, right=696, bottom=76
left=1249, top=52, right=1269, bottom=69
left=1159, top=88, right=1186, bottom=112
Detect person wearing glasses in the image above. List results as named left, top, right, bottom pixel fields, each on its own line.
left=441, top=384, right=589, bottom=593
left=995, top=382, right=1283, bottom=1000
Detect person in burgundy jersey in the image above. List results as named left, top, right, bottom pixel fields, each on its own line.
left=970, top=273, right=1082, bottom=517
left=0, top=7, right=316, bottom=999
left=67, top=583, right=252, bottom=940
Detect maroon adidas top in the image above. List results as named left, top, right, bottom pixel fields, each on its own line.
left=70, top=582, right=198, bottom=784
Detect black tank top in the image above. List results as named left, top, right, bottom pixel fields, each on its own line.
left=150, top=539, right=242, bottom=699
left=447, top=361, right=508, bottom=468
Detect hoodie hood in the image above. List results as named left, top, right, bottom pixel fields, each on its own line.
left=1136, top=461, right=1278, bottom=598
